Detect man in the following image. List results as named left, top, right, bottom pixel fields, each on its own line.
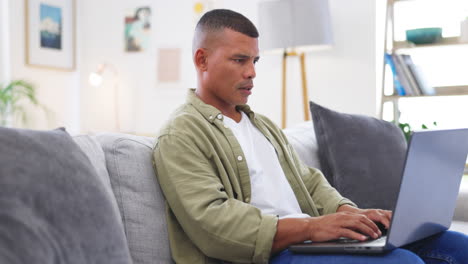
left=153, top=9, right=468, bottom=264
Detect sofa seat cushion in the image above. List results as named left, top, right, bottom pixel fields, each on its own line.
left=310, top=101, right=407, bottom=210
left=96, top=133, right=173, bottom=264
left=0, top=127, right=132, bottom=264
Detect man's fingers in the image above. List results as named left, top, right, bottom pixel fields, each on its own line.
left=375, top=210, right=392, bottom=229
left=365, top=209, right=392, bottom=229
left=383, top=210, right=393, bottom=228
left=308, top=210, right=393, bottom=243
left=359, top=213, right=381, bottom=235
left=342, top=214, right=380, bottom=239
left=339, top=228, right=369, bottom=242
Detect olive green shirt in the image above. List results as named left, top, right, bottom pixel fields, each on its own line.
left=153, top=89, right=355, bottom=264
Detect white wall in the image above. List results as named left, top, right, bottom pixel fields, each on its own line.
left=0, top=0, right=10, bottom=83
left=6, top=0, right=80, bottom=133
left=311, top=0, right=379, bottom=116
left=211, top=0, right=381, bottom=127
left=80, top=0, right=381, bottom=133
left=3, top=0, right=382, bottom=134
left=79, top=0, right=196, bottom=133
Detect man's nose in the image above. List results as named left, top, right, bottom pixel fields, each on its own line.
left=244, top=63, right=256, bottom=79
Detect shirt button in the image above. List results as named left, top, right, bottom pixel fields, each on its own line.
left=237, top=155, right=243, bottom=161
left=209, top=115, right=213, bottom=120
left=224, top=125, right=228, bottom=128
left=217, top=114, right=223, bottom=119
left=245, top=197, right=250, bottom=203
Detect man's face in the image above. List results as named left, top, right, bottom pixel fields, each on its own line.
left=200, top=28, right=259, bottom=110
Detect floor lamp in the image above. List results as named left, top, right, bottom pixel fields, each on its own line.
left=259, top=0, right=334, bottom=128
left=281, top=50, right=310, bottom=129
left=89, top=63, right=121, bottom=131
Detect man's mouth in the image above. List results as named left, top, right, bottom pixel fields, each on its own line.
left=238, top=84, right=253, bottom=96
left=239, top=83, right=253, bottom=91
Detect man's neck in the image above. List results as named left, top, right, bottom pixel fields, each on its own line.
left=194, top=88, right=242, bottom=123
left=224, top=109, right=242, bottom=123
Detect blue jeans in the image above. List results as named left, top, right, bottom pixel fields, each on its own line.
left=270, top=231, right=468, bottom=264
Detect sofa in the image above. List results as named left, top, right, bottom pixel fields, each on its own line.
left=1, top=119, right=467, bottom=264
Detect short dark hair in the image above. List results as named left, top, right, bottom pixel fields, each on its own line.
left=196, top=9, right=259, bottom=38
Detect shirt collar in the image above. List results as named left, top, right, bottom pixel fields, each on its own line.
left=186, top=88, right=256, bottom=123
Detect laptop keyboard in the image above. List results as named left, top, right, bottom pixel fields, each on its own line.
left=335, top=237, right=361, bottom=243
left=333, top=236, right=386, bottom=244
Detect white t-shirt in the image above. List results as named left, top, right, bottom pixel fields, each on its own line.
left=223, top=112, right=310, bottom=219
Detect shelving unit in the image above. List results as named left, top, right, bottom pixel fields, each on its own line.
left=381, top=0, right=468, bottom=123
left=393, top=36, right=463, bottom=49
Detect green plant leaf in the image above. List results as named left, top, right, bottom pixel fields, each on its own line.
left=0, top=79, right=44, bottom=126
left=398, top=122, right=412, bottom=142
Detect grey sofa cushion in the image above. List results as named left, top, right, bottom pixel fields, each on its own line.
left=96, top=133, right=172, bottom=264
left=0, top=127, right=132, bottom=264
left=284, top=121, right=321, bottom=170
left=310, top=101, right=407, bottom=210
left=73, top=135, right=112, bottom=191
left=73, top=135, right=123, bottom=226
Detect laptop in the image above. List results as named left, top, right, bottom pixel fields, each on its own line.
left=289, top=128, right=468, bottom=254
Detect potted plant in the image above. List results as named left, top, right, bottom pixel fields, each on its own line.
left=398, top=121, right=438, bottom=142
left=0, top=80, right=42, bottom=127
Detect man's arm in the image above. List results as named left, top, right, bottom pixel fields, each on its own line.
left=154, top=133, right=277, bottom=264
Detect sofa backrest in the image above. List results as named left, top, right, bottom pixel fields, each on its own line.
left=94, top=133, right=173, bottom=264
left=284, top=121, right=321, bottom=170
left=0, top=128, right=132, bottom=264
left=73, top=135, right=122, bottom=224
left=75, top=125, right=318, bottom=264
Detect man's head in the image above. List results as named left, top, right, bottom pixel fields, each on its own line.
left=192, top=9, right=260, bottom=115
left=192, top=9, right=259, bottom=55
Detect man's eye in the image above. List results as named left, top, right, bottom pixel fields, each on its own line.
left=233, top=59, right=244, bottom=63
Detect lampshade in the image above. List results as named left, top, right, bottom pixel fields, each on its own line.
left=258, top=0, right=334, bottom=52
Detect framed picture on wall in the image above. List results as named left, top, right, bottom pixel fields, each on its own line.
left=124, top=6, right=151, bottom=52
left=25, top=0, right=75, bottom=71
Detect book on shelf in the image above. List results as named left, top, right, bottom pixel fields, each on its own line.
left=393, top=53, right=421, bottom=96
left=385, top=52, right=435, bottom=96
left=401, top=54, right=435, bottom=95
left=384, top=53, right=406, bottom=96
left=391, top=54, right=415, bottom=95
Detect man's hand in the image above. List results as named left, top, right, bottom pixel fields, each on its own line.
left=337, top=204, right=392, bottom=229
left=271, top=205, right=393, bottom=254
left=305, top=211, right=382, bottom=243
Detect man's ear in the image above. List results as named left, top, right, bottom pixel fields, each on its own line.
left=194, top=48, right=208, bottom=71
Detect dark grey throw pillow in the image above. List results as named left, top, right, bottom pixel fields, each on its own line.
left=0, top=127, right=132, bottom=264
left=310, top=101, right=407, bottom=210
